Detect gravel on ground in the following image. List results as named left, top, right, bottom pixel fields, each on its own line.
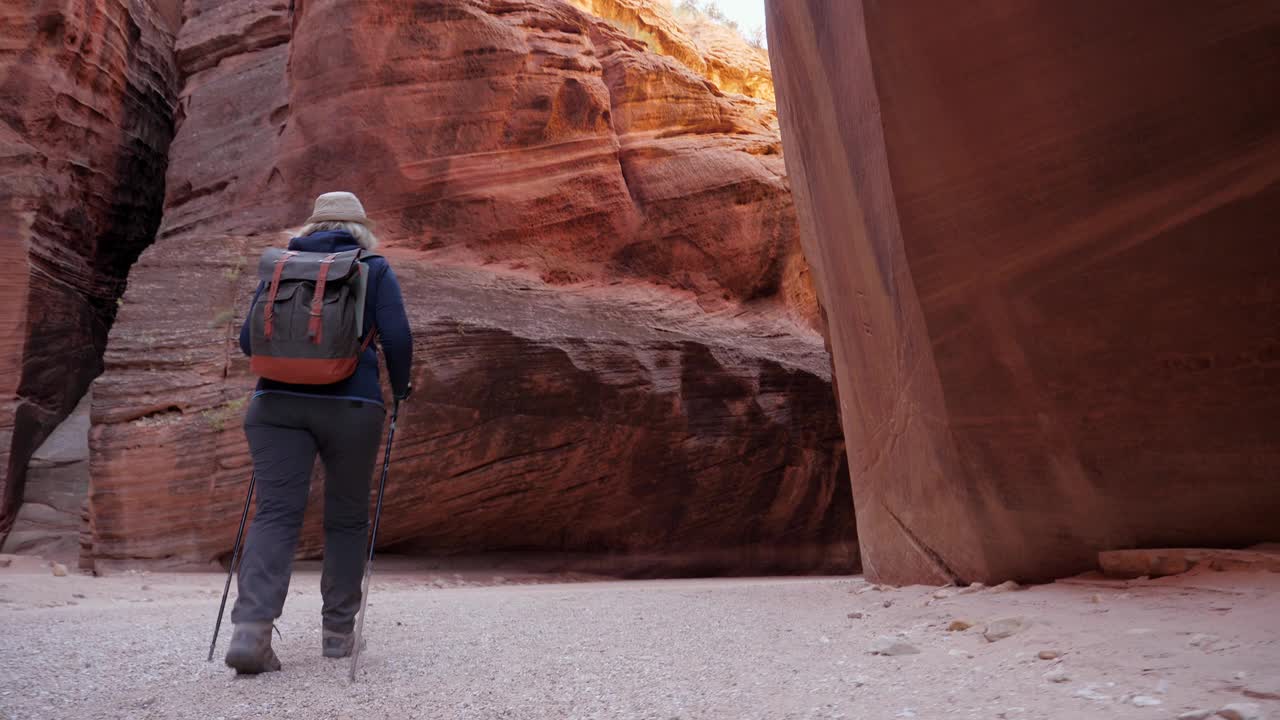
left=1, top=555, right=1277, bottom=720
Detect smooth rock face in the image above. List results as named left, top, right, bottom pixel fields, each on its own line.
left=0, top=0, right=180, bottom=534
left=86, top=0, right=855, bottom=575
left=766, top=0, right=1280, bottom=583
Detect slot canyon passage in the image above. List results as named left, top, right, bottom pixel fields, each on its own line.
left=2, top=1, right=1279, bottom=719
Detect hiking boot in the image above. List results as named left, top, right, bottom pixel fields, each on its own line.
left=224, top=622, right=282, bottom=674
left=321, top=628, right=364, bottom=658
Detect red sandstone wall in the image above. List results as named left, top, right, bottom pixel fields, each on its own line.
left=766, top=0, right=1280, bottom=584
left=84, top=0, right=857, bottom=575
left=0, top=0, right=179, bottom=533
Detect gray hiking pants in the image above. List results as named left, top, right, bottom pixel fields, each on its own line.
left=231, top=393, right=385, bottom=633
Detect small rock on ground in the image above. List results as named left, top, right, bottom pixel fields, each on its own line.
left=1043, top=667, right=1070, bottom=684
left=1072, top=685, right=1110, bottom=702
left=1131, top=695, right=1162, bottom=707
left=947, top=620, right=974, bottom=632
left=989, top=580, right=1022, bottom=593
left=1243, top=678, right=1280, bottom=700
left=1190, top=633, right=1228, bottom=651
left=870, top=635, right=921, bottom=656
left=1217, top=703, right=1264, bottom=720
left=984, top=616, right=1030, bottom=642
left=51, top=562, right=67, bottom=577
left=1038, top=650, right=1061, bottom=660
left=1177, top=711, right=1214, bottom=720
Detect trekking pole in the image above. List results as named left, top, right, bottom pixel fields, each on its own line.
left=349, top=398, right=400, bottom=682
left=207, top=472, right=256, bottom=661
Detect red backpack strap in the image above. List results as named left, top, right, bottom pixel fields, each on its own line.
left=263, top=251, right=298, bottom=340
left=307, top=253, right=338, bottom=344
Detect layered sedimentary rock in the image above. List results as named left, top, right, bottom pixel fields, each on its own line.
left=93, top=253, right=853, bottom=574
left=564, top=0, right=773, bottom=101
left=767, top=0, right=1280, bottom=584
left=0, top=0, right=179, bottom=533
left=86, top=0, right=855, bottom=575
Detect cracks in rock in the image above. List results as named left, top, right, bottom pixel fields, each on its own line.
left=584, top=28, right=643, bottom=212
left=615, top=142, right=644, bottom=207
left=881, top=500, right=961, bottom=585
left=446, top=440, right=582, bottom=482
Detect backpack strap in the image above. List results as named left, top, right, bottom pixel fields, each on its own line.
left=307, top=253, right=339, bottom=344
left=263, top=250, right=299, bottom=340
left=354, top=249, right=382, bottom=349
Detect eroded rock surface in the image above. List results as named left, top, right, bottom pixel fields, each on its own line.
left=0, top=0, right=179, bottom=533
left=767, top=0, right=1280, bottom=584
left=1, top=393, right=91, bottom=563
left=564, top=0, right=773, bottom=101
left=86, top=0, right=854, bottom=575
left=92, top=252, right=854, bottom=574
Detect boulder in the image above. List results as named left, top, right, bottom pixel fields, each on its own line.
left=766, top=0, right=1280, bottom=583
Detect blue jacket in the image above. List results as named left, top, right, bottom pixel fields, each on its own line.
left=239, top=231, right=413, bottom=405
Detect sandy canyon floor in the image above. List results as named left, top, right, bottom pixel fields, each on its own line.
left=1, top=556, right=1277, bottom=720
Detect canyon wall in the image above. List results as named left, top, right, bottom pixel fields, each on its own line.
left=85, top=0, right=856, bottom=575
left=0, top=0, right=179, bottom=533
left=767, top=0, right=1280, bottom=584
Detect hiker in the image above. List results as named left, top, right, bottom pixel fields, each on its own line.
left=224, top=191, right=412, bottom=674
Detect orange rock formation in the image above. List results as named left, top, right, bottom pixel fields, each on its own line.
left=82, top=0, right=854, bottom=575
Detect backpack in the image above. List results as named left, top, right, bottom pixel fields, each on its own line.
left=248, top=247, right=380, bottom=384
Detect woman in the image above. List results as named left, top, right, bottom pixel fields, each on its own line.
left=225, top=191, right=413, bottom=674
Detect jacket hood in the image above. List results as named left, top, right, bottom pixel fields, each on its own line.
left=287, top=230, right=361, bottom=254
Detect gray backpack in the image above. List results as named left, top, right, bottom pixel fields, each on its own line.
left=248, top=248, right=379, bottom=384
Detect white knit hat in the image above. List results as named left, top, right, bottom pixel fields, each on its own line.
left=305, top=191, right=375, bottom=229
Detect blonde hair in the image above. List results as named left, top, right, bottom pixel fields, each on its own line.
left=299, top=220, right=379, bottom=251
